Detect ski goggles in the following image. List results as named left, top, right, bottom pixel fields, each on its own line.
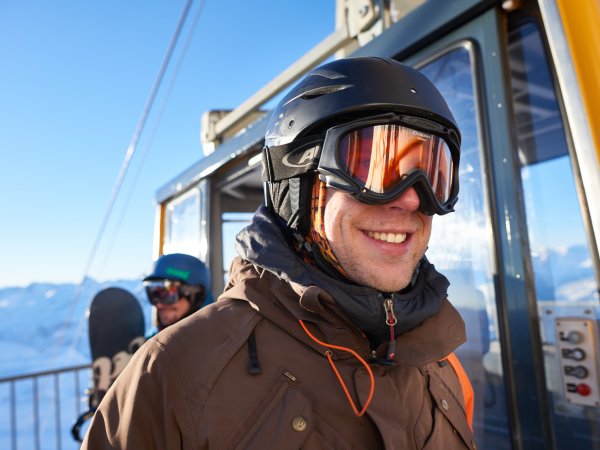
left=263, top=113, right=460, bottom=215
left=144, top=280, right=202, bottom=306
left=317, top=114, right=460, bottom=215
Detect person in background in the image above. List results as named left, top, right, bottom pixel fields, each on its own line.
left=82, top=57, right=474, bottom=449
left=143, top=253, right=213, bottom=337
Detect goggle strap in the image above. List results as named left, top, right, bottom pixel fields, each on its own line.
left=262, top=137, right=322, bottom=182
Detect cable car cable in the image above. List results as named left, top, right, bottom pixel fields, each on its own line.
left=52, top=0, right=196, bottom=364
left=96, top=0, right=208, bottom=280
left=69, top=0, right=208, bottom=355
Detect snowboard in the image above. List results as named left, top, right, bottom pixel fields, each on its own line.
left=71, top=287, right=146, bottom=442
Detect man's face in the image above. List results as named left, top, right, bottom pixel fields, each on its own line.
left=323, top=186, right=432, bottom=292
left=156, top=297, right=191, bottom=327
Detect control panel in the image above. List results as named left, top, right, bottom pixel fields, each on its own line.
left=555, top=317, right=600, bottom=407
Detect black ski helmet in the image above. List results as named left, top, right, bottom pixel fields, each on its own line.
left=262, top=56, right=461, bottom=235
left=143, top=253, right=211, bottom=311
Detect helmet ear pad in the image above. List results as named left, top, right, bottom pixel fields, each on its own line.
left=267, top=174, right=316, bottom=237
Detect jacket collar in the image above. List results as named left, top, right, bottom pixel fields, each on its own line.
left=231, top=206, right=465, bottom=364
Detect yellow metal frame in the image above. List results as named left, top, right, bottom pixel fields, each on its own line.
left=556, top=0, right=600, bottom=163
left=153, top=203, right=166, bottom=259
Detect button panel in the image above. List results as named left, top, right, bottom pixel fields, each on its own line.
left=556, top=318, right=600, bottom=406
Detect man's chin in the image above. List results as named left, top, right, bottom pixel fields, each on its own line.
left=159, top=314, right=178, bottom=327
left=347, top=265, right=414, bottom=292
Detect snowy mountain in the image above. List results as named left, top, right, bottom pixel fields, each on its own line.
left=531, top=244, right=596, bottom=302
left=0, top=278, right=152, bottom=378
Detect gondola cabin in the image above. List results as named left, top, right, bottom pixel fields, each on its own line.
left=152, top=1, right=600, bottom=448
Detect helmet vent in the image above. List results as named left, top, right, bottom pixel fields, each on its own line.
left=301, top=85, right=350, bottom=100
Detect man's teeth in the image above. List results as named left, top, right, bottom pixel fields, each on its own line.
left=366, top=231, right=407, bottom=244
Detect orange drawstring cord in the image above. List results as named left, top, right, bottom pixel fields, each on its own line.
left=298, top=319, right=375, bottom=417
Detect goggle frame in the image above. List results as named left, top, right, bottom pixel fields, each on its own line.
left=317, top=113, right=460, bottom=215
left=144, top=280, right=203, bottom=306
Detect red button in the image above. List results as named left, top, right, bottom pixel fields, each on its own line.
left=577, top=383, right=592, bottom=396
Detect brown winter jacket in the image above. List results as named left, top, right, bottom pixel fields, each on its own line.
left=82, top=209, right=475, bottom=449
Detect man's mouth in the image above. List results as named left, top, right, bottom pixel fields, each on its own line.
left=366, top=230, right=407, bottom=244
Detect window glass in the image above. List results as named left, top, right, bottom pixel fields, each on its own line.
left=508, top=21, right=600, bottom=449
left=421, top=46, right=511, bottom=448
left=163, top=185, right=207, bottom=261
left=510, top=22, right=596, bottom=302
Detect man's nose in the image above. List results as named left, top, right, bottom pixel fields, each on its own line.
left=387, top=186, right=420, bottom=211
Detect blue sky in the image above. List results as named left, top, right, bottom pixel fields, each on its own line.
left=0, top=1, right=334, bottom=287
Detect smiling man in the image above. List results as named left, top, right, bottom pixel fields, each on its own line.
left=83, top=57, right=475, bottom=450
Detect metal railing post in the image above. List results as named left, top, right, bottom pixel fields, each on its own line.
left=33, top=377, right=40, bottom=450
left=10, top=381, right=17, bottom=450
left=54, top=373, right=61, bottom=450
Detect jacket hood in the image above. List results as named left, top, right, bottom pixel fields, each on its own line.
left=235, top=206, right=456, bottom=347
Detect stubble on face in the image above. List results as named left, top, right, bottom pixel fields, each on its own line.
left=156, top=298, right=191, bottom=327
left=323, top=188, right=432, bottom=292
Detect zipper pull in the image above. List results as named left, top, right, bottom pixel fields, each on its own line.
left=384, top=297, right=398, bottom=360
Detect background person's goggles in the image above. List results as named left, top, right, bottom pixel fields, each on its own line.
left=317, top=114, right=460, bottom=215
left=145, top=281, right=202, bottom=306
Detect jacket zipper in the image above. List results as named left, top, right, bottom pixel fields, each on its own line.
left=383, top=297, right=398, bottom=360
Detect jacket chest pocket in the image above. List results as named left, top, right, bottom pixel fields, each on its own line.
left=223, top=369, right=355, bottom=450
left=224, top=370, right=313, bottom=450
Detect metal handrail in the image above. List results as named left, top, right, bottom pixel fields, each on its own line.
left=1, top=364, right=92, bottom=450
left=0, top=364, right=91, bottom=383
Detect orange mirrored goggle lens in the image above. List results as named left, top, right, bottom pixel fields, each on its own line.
left=338, top=124, right=453, bottom=203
